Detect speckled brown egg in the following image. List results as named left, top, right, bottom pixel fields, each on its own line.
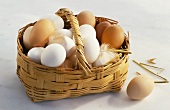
left=30, top=19, right=55, bottom=47
left=95, top=21, right=111, bottom=44
left=77, top=11, right=96, bottom=27
left=126, top=75, right=155, bottom=100
left=101, top=25, right=125, bottom=49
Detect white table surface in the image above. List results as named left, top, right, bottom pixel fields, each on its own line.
left=1, top=0, right=170, bottom=110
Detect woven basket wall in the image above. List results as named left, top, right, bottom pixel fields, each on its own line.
left=16, top=8, right=130, bottom=102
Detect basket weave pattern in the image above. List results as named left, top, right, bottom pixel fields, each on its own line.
left=16, top=8, right=129, bottom=102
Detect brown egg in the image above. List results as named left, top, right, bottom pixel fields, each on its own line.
left=59, top=59, right=73, bottom=68
left=77, top=11, right=96, bottom=27
left=95, top=21, right=111, bottom=43
left=101, top=25, right=125, bottom=49
left=23, top=26, right=33, bottom=50
left=30, top=19, right=55, bottom=47
left=126, top=75, right=154, bottom=100
left=68, top=51, right=77, bottom=68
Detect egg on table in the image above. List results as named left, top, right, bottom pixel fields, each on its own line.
left=126, top=74, right=155, bottom=100
left=29, top=18, right=56, bottom=47
left=101, top=25, right=125, bottom=49
left=41, top=44, right=66, bottom=67
left=77, top=11, right=96, bottom=27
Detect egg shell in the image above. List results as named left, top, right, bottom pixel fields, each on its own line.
left=41, top=44, right=66, bottom=67
left=126, top=75, right=154, bottom=100
left=101, top=25, right=125, bottom=49
left=27, top=47, right=44, bottom=64
left=59, top=59, right=73, bottom=68
left=49, top=36, right=76, bottom=57
left=23, top=26, right=33, bottom=50
left=77, top=11, right=96, bottom=27
left=40, top=14, right=64, bottom=29
left=95, top=21, right=111, bottom=44
left=30, top=19, right=55, bottom=47
left=84, top=38, right=100, bottom=64
left=80, top=24, right=96, bottom=39
left=68, top=51, right=77, bottom=68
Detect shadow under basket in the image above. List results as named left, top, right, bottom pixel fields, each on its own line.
left=16, top=8, right=130, bottom=102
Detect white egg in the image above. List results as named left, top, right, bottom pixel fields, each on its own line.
left=41, top=44, right=66, bottom=67
left=40, top=14, right=64, bottom=29
left=27, top=47, right=44, bottom=64
left=84, top=38, right=100, bottom=64
left=49, top=36, right=76, bottom=57
left=23, top=26, right=33, bottom=50
left=80, top=24, right=96, bottom=39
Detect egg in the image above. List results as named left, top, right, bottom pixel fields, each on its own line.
left=30, top=19, right=55, bottom=47
left=40, top=14, right=64, bottom=29
left=68, top=36, right=100, bottom=67
left=23, top=26, right=33, bottom=50
left=95, top=21, right=111, bottom=44
left=101, top=25, right=125, bottom=49
left=77, top=11, right=96, bottom=27
left=59, top=59, right=73, bottom=68
left=27, top=47, right=44, bottom=64
left=126, top=75, right=154, bottom=100
left=68, top=51, right=77, bottom=68
left=41, top=44, right=66, bottom=67
left=49, top=36, right=76, bottom=57
left=84, top=38, right=100, bottom=64
left=80, top=24, right=96, bottom=39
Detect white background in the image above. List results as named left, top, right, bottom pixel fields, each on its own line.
left=0, top=0, right=170, bottom=110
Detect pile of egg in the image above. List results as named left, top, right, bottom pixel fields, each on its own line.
left=23, top=10, right=125, bottom=68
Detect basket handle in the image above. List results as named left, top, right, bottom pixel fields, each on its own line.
left=56, top=8, right=92, bottom=76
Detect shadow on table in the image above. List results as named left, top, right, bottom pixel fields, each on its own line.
left=107, top=91, right=141, bottom=108
left=35, top=91, right=141, bottom=110
left=35, top=93, right=107, bottom=110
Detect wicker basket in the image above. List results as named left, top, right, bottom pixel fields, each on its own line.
left=16, top=8, right=130, bottom=102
